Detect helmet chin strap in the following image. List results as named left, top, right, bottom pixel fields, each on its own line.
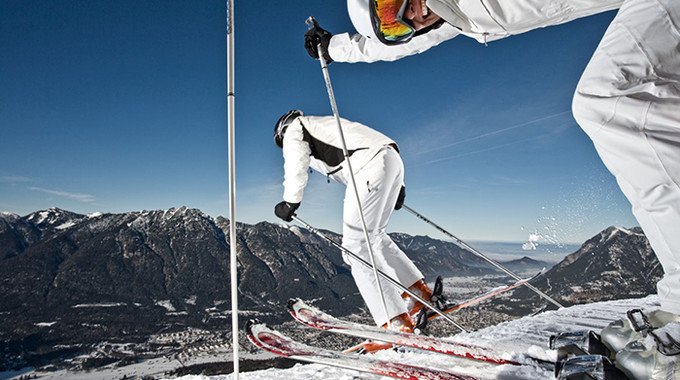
left=413, top=18, right=445, bottom=36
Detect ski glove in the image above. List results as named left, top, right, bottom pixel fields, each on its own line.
left=395, top=186, right=406, bottom=210
left=304, top=24, right=333, bottom=63
left=275, top=201, right=300, bottom=222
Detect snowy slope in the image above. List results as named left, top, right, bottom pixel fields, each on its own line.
left=169, top=295, right=661, bottom=380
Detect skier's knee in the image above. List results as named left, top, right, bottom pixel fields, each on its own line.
left=572, top=86, right=588, bottom=122
left=571, top=84, right=605, bottom=136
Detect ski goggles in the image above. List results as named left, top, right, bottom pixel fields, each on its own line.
left=370, top=0, right=415, bottom=45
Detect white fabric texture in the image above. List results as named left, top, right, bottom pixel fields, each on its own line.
left=341, top=147, right=423, bottom=326
left=331, top=0, right=621, bottom=62
left=281, top=115, right=396, bottom=204
left=572, top=0, right=680, bottom=314
left=427, top=0, right=621, bottom=39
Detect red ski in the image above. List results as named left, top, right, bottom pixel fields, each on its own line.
left=246, top=320, right=482, bottom=380
left=288, top=298, right=524, bottom=366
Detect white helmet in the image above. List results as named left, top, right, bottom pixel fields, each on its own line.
left=347, top=0, right=379, bottom=41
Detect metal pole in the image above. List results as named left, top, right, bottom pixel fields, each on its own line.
left=305, top=16, right=392, bottom=328
left=226, top=0, right=239, bottom=378
left=292, top=215, right=469, bottom=333
left=402, top=204, right=564, bottom=309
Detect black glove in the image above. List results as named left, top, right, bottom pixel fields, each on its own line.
left=275, top=201, right=300, bottom=222
left=395, top=186, right=406, bottom=210
left=304, top=23, right=333, bottom=63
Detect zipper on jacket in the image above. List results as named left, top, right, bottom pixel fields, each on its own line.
left=326, top=166, right=342, bottom=183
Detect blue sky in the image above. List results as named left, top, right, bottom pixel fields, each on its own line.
left=0, top=1, right=638, bottom=244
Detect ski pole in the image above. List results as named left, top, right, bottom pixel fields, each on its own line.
left=226, top=0, right=240, bottom=377
left=292, top=215, right=469, bottom=333
left=305, top=16, right=392, bottom=328
left=402, top=204, right=565, bottom=309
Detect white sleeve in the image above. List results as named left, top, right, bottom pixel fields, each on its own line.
left=327, top=23, right=460, bottom=63
left=282, top=120, right=312, bottom=204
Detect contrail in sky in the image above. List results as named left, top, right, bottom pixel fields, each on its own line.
left=29, top=187, right=95, bottom=203
left=413, top=125, right=570, bottom=166
left=412, top=110, right=572, bottom=157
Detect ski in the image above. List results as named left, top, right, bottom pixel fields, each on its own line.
left=420, top=271, right=543, bottom=324
left=245, top=319, right=481, bottom=380
left=287, top=273, right=551, bottom=366
left=288, top=298, right=545, bottom=367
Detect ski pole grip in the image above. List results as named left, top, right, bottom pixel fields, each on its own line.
left=305, top=16, right=328, bottom=64
left=305, top=16, right=318, bottom=30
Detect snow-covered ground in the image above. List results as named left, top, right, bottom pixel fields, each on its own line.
left=7, top=295, right=662, bottom=380
left=3, top=350, right=275, bottom=380
left=165, top=296, right=661, bottom=380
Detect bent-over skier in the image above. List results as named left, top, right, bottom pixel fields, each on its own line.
left=273, top=110, right=433, bottom=353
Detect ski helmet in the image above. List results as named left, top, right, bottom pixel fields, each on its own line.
left=274, top=110, right=303, bottom=148
left=347, top=0, right=416, bottom=45
left=348, top=0, right=379, bottom=41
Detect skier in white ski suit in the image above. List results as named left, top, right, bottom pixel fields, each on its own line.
left=273, top=111, right=432, bottom=333
left=305, top=0, right=680, bottom=319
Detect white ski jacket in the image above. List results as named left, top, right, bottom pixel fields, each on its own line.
left=281, top=115, right=398, bottom=204
left=329, top=0, right=623, bottom=63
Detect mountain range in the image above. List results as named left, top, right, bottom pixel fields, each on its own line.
left=498, top=226, right=663, bottom=316
left=0, top=207, right=662, bottom=371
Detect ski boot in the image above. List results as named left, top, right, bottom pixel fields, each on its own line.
left=601, top=309, right=680, bottom=353
left=401, top=278, right=434, bottom=321
left=406, top=276, right=448, bottom=330
left=554, top=354, right=629, bottom=380
left=614, top=319, right=680, bottom=380
left=347, top=313, right=415, bottom=354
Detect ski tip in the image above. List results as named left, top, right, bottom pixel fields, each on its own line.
left=244, top=318, right=263, bottom=336
left=524, top=270, right=544, bottom=282
left=287, top=298, right=302, bottom=311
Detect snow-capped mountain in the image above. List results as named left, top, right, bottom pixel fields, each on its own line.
left=504, top=226, right=662, bottom=316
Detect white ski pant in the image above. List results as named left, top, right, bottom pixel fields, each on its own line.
left=572, top=0, right=680, bottom=314
left=341, top=146, right=424, bottom=326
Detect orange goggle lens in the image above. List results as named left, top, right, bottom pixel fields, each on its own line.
left=370, top=0, right=415, bottom=44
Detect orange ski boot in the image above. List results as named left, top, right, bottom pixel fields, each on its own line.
left=401, top=278, right=434, bottom=321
